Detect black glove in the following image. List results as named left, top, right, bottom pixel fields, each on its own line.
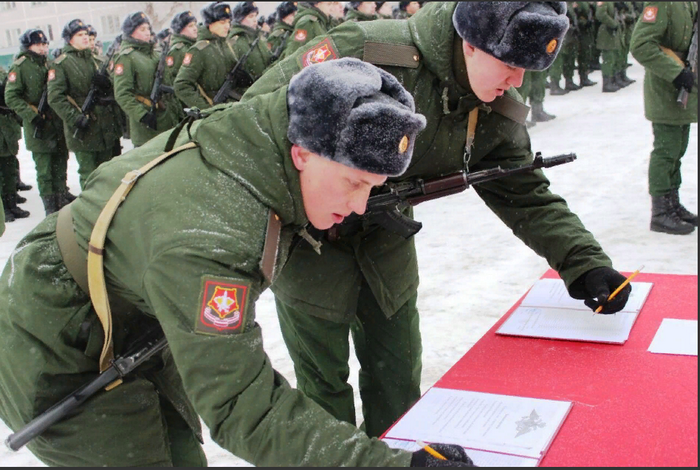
left=568, top=267, right=631, bottom=314
left=75, top=114, right=90, bottom=130
left=410, top=444, right=476, bottom=467
left=140, top=111, right=157, bottom=130
left=93, top=71, right=112, bottom=92
left=672, top=69, right=695, bottom=91
left=31, top=114, right=46, bottom=128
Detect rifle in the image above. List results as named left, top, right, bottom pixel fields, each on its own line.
left=677, top=19, right=698, bottom=109
left=5, top=329, right=167, bottom=452
left=147, top=35, right=173, bottom=120
left=72, top=35, right=122, bottom=140
left=338, top=153, right=577, bottom=239
left=213, top=35, right=260, bottom=104
left=32, top=88, right=49, bottom=139
left=270, top=30, right=291, bottom=62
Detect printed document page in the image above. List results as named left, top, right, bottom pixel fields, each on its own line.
left=384, top=387, right=572, bottom=461
left=519, top=279, right=653, bottom=312
left=648, top=319, right=698, bottom=356
left=382, top=438, right=538, bottom=467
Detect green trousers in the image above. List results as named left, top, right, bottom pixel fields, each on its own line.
left=74, top=142, right=121, bottom=189
left=561, top=36, right=578, bottom=81
left=648, top=123, right=690, bottom=196
left=601, top=49, right=618, bottom=76
left=0, top=155, right=18, bottom=197
left=32, top=145, right=69, bottom=197
left=276, top=279, right=422, bottom=438
left=578, top=29, right=594, bottom=77
left=518, top=71, right=546, bottom=105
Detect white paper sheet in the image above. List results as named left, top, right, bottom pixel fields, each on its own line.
left=648, top=319, right=698, bottom=356
left=384, top=387, right=572, bottom=461
left=519, top=279, right=653, bottom=312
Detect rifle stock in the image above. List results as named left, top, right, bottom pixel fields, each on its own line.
left=148, top=37, right=172, bottom=118
left=213, top=35, right=260, bottom=104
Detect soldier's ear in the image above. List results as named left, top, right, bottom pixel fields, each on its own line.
left=290, top=144, right=312, bottom=171
left=462, top=40, right=476, bottom=59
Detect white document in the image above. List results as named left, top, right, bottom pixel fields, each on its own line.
left=384, top=387, right=572, bottom=463
left=382, top=438, right=538, bottom=467
left=648, top=319, right=698, bottom=356
left=496, top=279, right=653, bottom=344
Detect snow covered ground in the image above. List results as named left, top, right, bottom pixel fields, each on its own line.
left=0, top=62, right=697, bottom=467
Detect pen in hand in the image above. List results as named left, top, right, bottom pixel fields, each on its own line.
left=416, top=440, right=446, bottom=460
left=595, top=265, right=644, bottom=313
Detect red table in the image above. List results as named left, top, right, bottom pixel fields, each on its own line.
left=426, top=271, right=697, bottom=467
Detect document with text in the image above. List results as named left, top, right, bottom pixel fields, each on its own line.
left=383, top=387, right=572, bottom=465
left=496, top=279, right=653, bottom=344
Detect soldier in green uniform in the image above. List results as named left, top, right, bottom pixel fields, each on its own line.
left=113, top=12, right=182, bottom=148
left=393, top=1, right=421, bottom=20
left=346, top=2, right=378, bottom=22
left=166, top=11, right=198, bottom=86
left=244, top=1, right=633, bottom=438
left=5, top=29, right=71, bottom=215
left=174, top=2, right=238, bottom=108
left=228, top=2, right=273, bottom=95
left=589, top=1, right=602, bottom=70
left=1, top=67, right=30, bottom=222
left=48, top=19, right=122, bottom=190
left=0, top=57, right=479, bottom=468
left=518, top=70, right=556, bottom=126
left=87, top=25, right=98, bottom=55
left=267, top=2, right=297, bottom=62
left=550, top=3, right=580, bottom=93
left=283, top=2, right=340, bottom=59
left=573, top=1, right=598, bottom=87
left=630, top=1, right=698, bottom=235
left=376, top=2, right=393, bottom=20
left=596, top=1, right=622, bottom=92
left=615, top=2, right=637, bottom=87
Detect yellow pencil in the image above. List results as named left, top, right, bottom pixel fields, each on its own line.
left=595, top=265, right=644, bottom=313
left=416, top=440, right=446, bottom=460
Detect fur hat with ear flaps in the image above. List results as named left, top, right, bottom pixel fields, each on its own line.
left=452, top=2, right=569, bottom=71
left=287, top=58, right=427, bottom=177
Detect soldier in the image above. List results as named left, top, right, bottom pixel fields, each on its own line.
left=1, top=66, right=30, bottom=222
left=48, top=19, right=122, bottom=190
left=393, top=1, right=421, bottom=19
left=228, top=1, right=273, bottom=95
left=267, top=1, right=297, bottom=61
left=596, top=1, right=622, bottom=92
left=4, top=29, right=71, bottom=215
left=167, top=11, right=198, bottom=83
left=589, top=1, right=602, bottom=70
left=243, top=1, right=633, bottom=438
left=573, top=0, right=598, bottom=87
left=113, top=12, right=181, bottom=148
left=174, top=2, right=238, bottom=109
left=615, top=2, right=637, bottom=87
left=258, top=15, right=270, bottom=36
left=518, top=70, right=556, bottom=127
left=346, top=2, right=378, bottom=22
left=283, top=2, right=341, bottom=59
left=549, top=3, right=579, bottom=93
left=630, top=1, right=698, bottom=235
left=376, top=2, right=393, bottom=20
left=87, top=25, right=98, bottom=55
left=0, top=58, right=480, bottom=468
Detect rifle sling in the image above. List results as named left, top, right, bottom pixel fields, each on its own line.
left=197, top=84, right=214, bottom=106
left=135, top=94, right=162, bottom=109
left=65, top=95, right=82, bottom=112
left=660, top=46, right=687, bottom=66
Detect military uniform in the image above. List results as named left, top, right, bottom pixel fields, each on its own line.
left=596, top=1, right=623, bottom=91
left=166, top=32, right=195, bottom=84
left=518, top=70, right=553, bottom=125
left=573, top=1, right=598, bottom=86
left=267, top=20, right=294, bottom=61
left=47, top=45, right=122, bottom=189
left=283, top=4, right=334, bottom=59
left=174, top=27, right=237, bottom=109
left=630, top=1, right=698, bottom=234
left=243, top=2, right=615, bottom=437
left=227, top=23, right=273, bottom=94
left=113, top=37, right=182, bottom=147
left=0, top=83, right=414, bottom=467
left=5, top=50, right=69, bottom=212
left=550, top=3, right=580, bottom=91
left=0, top=66, right=26, bottom=222
left=345, top=8, right=377, bottom=22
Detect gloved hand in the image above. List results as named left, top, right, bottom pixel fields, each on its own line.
left=410, top=443, right=476, bottom=467
left=93, top=71, right=112, bottom=92
left=672, top=69, right=695, bottom=91
left=568, top=266, right=631, bottom=314
left=31, top=114, right=46, bottom=128
left=75, top=114, right=90, bottom=130
left=140, top=111, right=157, bottom=130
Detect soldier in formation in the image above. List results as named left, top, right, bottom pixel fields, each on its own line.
left=245, top=1, right=633, bottom=439
left=345, top=2, right=378, bottom=22
left=376, top=1, right=393, bottom=20
left=267, top=1, right=297, bottom=61
left=113, top=12, right=181, bottom=148
left=4, top=29, right=71, bottom=215
left=393, top=1, right=421, bottom=19
left=283, top=2, right=342, bottom=59
left=167, top=11, right=199, bottom=84
left=518, top=70, right=556, bottom=126
left=48, top=19, right=122, bottom=189
left=630, top=1, right=697, bottom=235
left=228, top=1, right=272, bottom=97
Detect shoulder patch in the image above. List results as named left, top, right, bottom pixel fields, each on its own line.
left=166, top=56, right=174, bottom=67
left=299, top=37, right=338, bottom=68
left=54, top=54, right=67, bottom=64
left=114, top=64, right=124, bottom=76
left=642, top=6, right=658, bottom=23
left=48, top=69, right=56, bottom=81
left=7, top=71, right=16, bottom=82
left=13, top=56, right=26, bottom=66
left=195, top=40, right=210, bottom=51
left=183, top=52, right=193, bottom=66
left=195, top=277, right=251, bottom=336
left=294, top=29, right=307, bottom=42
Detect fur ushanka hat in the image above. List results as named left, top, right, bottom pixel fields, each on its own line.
left=287, top=58, right=427, bottom=177
left=452, top=2, right=569, bottom=71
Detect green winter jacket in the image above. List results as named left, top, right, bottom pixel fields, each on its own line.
left=243, top=2, right=612, bottom=322
left=283, top=4, right=333, bottom=59
left=0, top=67, right=22, bottom=157
left=173, top=27, right=237, bottom=109
left=345, top=8, right=378, bottom=23
left=630, top=1, right=698, bottom=124
left=227, top=23, right=273, bottom=92
left=113, top=37, right=182, bottom=147
left=46, top=45, right=122, bottom=152
left=596, top=1, right=621, bottom=50
left=4, top=50, right=65, bottom=152
left=0, top=89, right=412, bottom=467
left=267, top=21, right=293, bottom=60
left=166, top=33, right=195, bottom=84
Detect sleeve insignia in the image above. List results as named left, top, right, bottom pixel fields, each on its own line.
left=47, top=69, right=55, bottom=81
left=7, top=71, right=16, bottom=82
left=166, top=56, right=174, bottom=67
left=114, top=64, right=124, bottom=76
left=183, top=52, right=192, bottom=66
left=299, top=38, right=338, bottom=68
left=294, top=29, right=307, bottom=41
left=642, top=6, right=658, bottom=23
left=195, top=278, right=251, bottom=336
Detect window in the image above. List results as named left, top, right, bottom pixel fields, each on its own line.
left=30, top=2, right=47, bottom=6
left=5, top=27, right=21, bottom=47
left=100, top=15, right=120, bottom=34
left=0, top=2, right=17, bottom=11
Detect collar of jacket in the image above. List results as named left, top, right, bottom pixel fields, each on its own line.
left=62, top=44, right=93, bottom=59
left=122, top=36, right=154, bottom=54
left=18, top=49, right=47, bottom=66
left=229, top=23, right=259, bottom=39
left=172, top=33, right=195, bottom=47
left=197, top=26, right=228, bottom=43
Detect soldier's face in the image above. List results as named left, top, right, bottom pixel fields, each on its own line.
left=29, top=43, right=49, bottom=56
left=406, top=2, right=420, bottom=15
left=89, top=36, right=96, bottom=48
left=358, top=2, right=377, bottom=15
left=70, top=31, right=90, bottom=50
left=378, top=4, right=392, bottom=16
left=209, top=19, right=230, bottom=37
left=282, top=12, right=296, bottom=25
left=292, top=145, right=387, bottom=230
left=241, top=11, right=258, bottom=29
left=132, top=23, right=152, bottom=42
left=462, top=40, right=525, bottom=103
left=182, top=22, right=198, bottom=39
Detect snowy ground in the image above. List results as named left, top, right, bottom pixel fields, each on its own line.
left=0, top=62, right=697, bottom=467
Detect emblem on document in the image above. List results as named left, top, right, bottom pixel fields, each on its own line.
left=515, top=409, right=546, bottom=437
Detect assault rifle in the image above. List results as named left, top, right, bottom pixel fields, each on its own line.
left=213, top=35, right=259, bottom=104
left=147, top=35, right=173, bottom=119
left=73, top=35, right=122, bottom=140
left=340, top=153, right=577, bottom=239
left=677, top=19, right=698, bottom=109
left=270, top=30, right=291, bottom=62
left=32, top=88, right=49, bottom=139
left=5, top=329, right=167, bottom=451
